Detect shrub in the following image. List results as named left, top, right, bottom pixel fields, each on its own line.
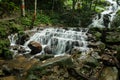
left=9, top=22, right=24, bottom=33
left=35, top=14, right=52, bottom=25
left=0, top=27, right=8, bottom=38
left=0, top=39, right=13, bottom=59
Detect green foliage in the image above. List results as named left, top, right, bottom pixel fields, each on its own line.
left=60, top=10, right=80, bottom=27
left=9, top=22, right=24, bottom=33
left=0, top=39, right=13, bottom=60
left=111, top=10, right=120, bottom=27
left=20, top=17, right=32, bottom=26
left=3, top=48, right=13, bottom=59
left=0, top=39, right=10, bottom=48
left=0, top=27, right=8, bottom=38
left=35, top=14, right=52, bottom=25
left=0, top=1, right=19, bottom=17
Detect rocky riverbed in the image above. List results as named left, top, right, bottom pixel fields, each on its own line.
left=0, top=27, right=120, bottom=80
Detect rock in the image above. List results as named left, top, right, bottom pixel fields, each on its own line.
left=94, top=32, right=102, bottom=41
left=30, top=55, right=73, bottom=72
left=99, top=67, right=118, bottom=80
left=44, top=46, right=52, bottom=54
left=0, top=69, right=4, bottom=77
left=0, top=76, right=17, bottom=80
left=16, top=32, right=29, bottom=45
left=28, top=41, right=42, bottom=55
left=34, top=54, right=54, bottom=61
left=88, top=41, right=105, bottom=50
left=27, top=74, right=39, bottom=80
left=84, top=56, right=99, bottom=67
left=18, top=46, right=26, bottom=53
left=2, top=65, right=12, bottom=76
left=100, top=54, right=116, bottom=66
left=105, top=32, right=120, bottom=43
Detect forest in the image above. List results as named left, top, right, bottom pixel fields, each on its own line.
left=0, top=0, right=120, bottom=80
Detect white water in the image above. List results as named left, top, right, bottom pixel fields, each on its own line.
left=25, top=28, right=89, bottom=54
left=9, top=27, right=89, bottom=57
left=89, top=0, right=120, bottom=28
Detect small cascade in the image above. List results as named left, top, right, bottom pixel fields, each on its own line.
left=25, top=28, right=89, bottom=54
left=8, top=33, right=18, bottom=46
left=89, top=0, right=120, bottom=28
left=9, top=27, right=89, bottom=57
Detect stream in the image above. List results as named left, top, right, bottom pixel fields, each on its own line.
left=8, top=0, right=120, bottom=59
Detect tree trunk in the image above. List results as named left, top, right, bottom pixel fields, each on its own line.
left=30, top=0, right=37, bottom=29
left=21, top=0, right=25, bottom=16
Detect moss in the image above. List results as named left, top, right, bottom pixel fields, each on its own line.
left=94, top=32, right=102, bottom=41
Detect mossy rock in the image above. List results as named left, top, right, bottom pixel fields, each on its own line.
left=106, top=32, right=120, bottom=43
left=98, top=42, right=106, bottom=50
left=26, top=74, right=39, bottom=80
left=94, top=32, right=102, bottom=41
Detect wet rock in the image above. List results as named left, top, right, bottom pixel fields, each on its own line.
left=99, top=67, right=118, bottom=80
left=16, top=32, right=29, bottom=45
left=44, top=46, right=52, bottom=54
left=28, top=41, right=42, bottom=55
left=18, top=46, right=26, bottom=53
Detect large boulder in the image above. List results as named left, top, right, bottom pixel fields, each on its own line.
left=28, top=41, right=42, bottom=55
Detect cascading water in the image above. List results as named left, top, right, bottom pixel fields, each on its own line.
left=89, top=0, right=120, bottom=28
left=8, top=0, right=120, bottom=59
left=9, top=27, right=89, bottom=58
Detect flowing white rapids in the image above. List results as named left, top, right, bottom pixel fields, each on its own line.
left=8, top=27, right=89, bottom=57
left=89, top=0, right=120, bottom=28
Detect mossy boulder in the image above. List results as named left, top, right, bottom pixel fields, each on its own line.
left=94, top=32, right=102, bottom=41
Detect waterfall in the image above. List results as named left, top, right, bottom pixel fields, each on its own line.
left=8, top=33, right=18, bottom=46
left=9, top=27, right=89, bottom=57
left=24, top=28, right=89, bottom=55
left=89, top=0, right=120, bottom=28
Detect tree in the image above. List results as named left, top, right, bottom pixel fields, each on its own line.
left=30, top=0, right=37, bottom=29
left=21, top=0, right=25, bottom=16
